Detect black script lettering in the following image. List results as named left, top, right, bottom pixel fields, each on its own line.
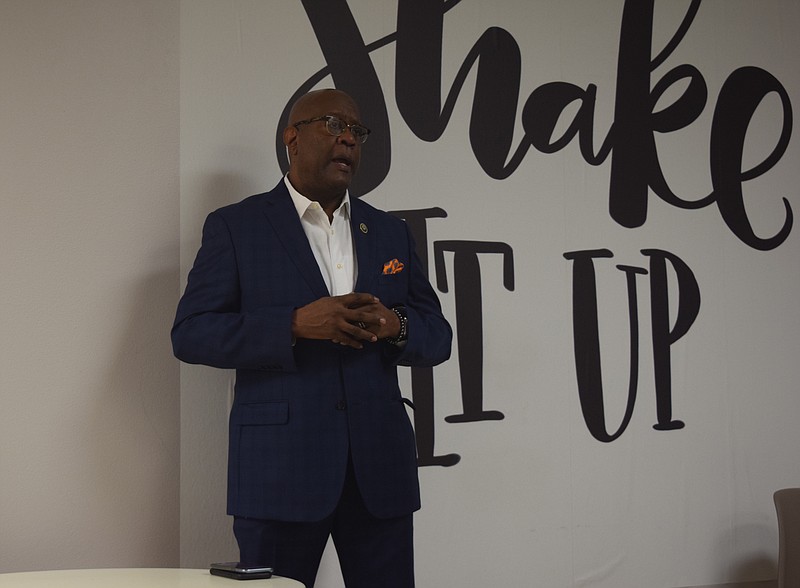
left=396, top=0, right=525, bottom=178
left=709, top=67, right=794, bottom=250
left=522, top=82, right=611, bottom=164
left=641, top=249, right=699, bottom=431
left=434, top=241, right=515, bottom=423
left=289, top=0, right=794, bottom=249
left=564, top=249, right=700, bottom=441
left=391, top=208, right=460, bottom=467
left=610, top=0, right=793, bottom=250
left=563, top=250, right=647, bottom=442
left=610, top=0, right=708, bottom=227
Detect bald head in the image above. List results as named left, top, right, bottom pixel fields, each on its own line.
left=288, top=89, right=361, bottom=127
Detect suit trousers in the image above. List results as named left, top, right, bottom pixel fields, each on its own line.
left=233, top=455, right=415, bottom=588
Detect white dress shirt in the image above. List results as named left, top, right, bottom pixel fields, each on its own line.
left=284, top=176, right=357, bottom=296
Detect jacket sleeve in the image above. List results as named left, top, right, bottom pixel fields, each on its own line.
left=387, top=223, right=453, bottom=368
left=171, top=211, right=297, bottom=372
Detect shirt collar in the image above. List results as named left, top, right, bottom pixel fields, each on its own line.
left=284, top=175, right=350, bottom=220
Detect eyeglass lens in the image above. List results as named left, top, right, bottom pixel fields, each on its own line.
left=327, top=117, right=369, bottom=143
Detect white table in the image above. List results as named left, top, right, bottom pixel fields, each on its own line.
left=0, top=568, right=303, bottom=587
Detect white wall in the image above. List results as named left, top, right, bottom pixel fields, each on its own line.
left=0, top=0, right=180, bottom=572
left=179, top=2, right=800, bottom=587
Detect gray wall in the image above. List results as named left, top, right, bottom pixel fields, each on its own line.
left=1, top=0, right=180, bottom=572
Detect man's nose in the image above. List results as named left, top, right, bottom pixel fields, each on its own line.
left=337, top=128, right=357, bottom=146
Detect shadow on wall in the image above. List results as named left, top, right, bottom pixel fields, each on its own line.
left=677, top=523, right=777, bottom=587
left=178, top=171, right=257, bottom=567
left=196, top=170, right=267, bottom=232
left=722, top=522, right=777, bottom=586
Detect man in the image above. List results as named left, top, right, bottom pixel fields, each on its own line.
left=172, top=88, right=452, bottom=588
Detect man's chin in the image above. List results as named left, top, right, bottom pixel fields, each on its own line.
left=327, top=171, right=354, bottom=191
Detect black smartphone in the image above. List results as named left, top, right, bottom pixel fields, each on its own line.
left=209, top=562, right=274, bottom=580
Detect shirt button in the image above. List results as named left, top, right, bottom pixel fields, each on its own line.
left=336, top=263, right=343, bottom=269
left=336, top=400, right=347, bottom=411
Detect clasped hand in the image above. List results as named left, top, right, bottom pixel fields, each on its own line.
left=291, top=292, right=401, bottom=349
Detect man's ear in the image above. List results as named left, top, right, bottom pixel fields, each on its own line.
left=283, top=126, right=298, bottom=154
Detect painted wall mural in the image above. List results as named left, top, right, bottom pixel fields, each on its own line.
left=276, top=0, right=792, bottom=451
left=181, top=1, right=800, bottom=585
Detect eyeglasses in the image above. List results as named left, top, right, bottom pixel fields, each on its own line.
left=293, top=115, right=371, bottom=144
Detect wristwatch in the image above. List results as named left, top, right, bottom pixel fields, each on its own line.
left=386, top=305, right=408, bottom=345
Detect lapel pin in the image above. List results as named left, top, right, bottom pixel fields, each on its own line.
left=359, top=223, right=368, bottom=234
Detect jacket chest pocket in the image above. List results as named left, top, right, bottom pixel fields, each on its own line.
left=375, top=271, right=408, bottom=302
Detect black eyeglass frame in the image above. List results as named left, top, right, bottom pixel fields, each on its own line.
left=293, top=115, right=371, bottom=144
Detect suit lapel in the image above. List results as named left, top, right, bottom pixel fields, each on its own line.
left=351, top=199, right=377, bottom=293
left=261, top=183, right=330, bottom=299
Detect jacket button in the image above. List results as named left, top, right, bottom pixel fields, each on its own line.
left=336, top=400, right=347, bottom=410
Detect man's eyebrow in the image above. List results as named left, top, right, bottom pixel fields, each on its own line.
left=327, top=112, right=364, bottom=124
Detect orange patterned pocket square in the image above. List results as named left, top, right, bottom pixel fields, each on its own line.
left=382, top=258, right=405, bottom=275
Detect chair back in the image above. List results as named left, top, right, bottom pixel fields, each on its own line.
left=775, top=488, right=800, bottom=588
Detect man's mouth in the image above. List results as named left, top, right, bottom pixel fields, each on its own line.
left=332, top=155, right=353, bottom=171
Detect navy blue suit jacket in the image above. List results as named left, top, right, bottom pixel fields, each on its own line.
left=172, top=181, right=452, bottom=522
